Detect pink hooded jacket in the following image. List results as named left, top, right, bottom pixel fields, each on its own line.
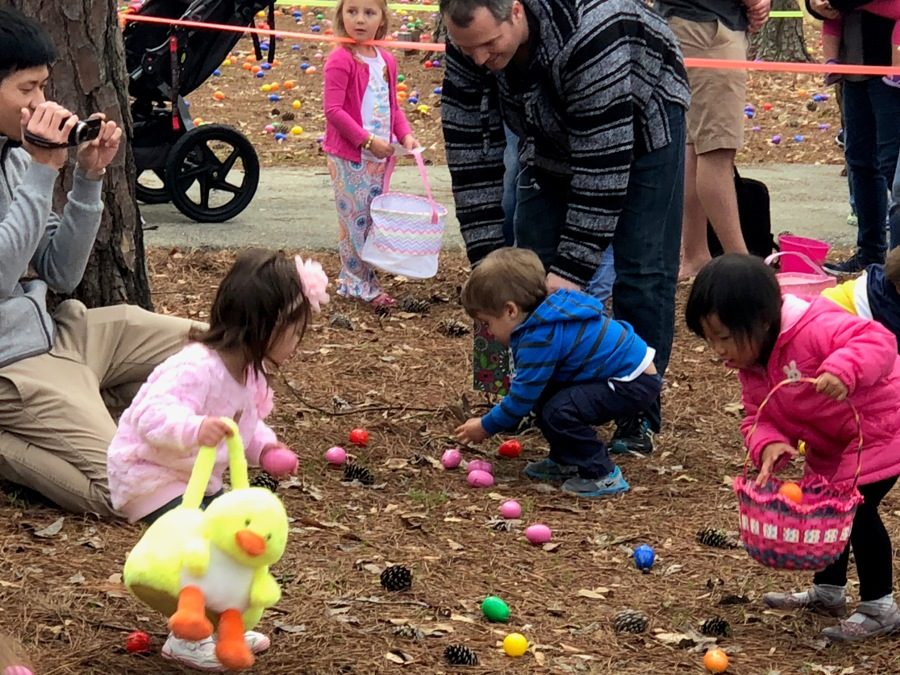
left=322, top=46, right=412, bottom=162
left=107, top=343, right=278, bottom=522
left=739, top=294, right=900, bottom=488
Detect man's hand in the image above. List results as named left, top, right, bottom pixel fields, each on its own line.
left=456, top=417, right=488, bottom=445
left=809, top=0, right=839, bottom=19
left=76, top=114, right=122, bottom=178
left=744, top=0, right=771, bottom=32
left=21, top=102, right=78, bottom=169
left=755, top=442, right=798, bottom=486
left=546, top=272, right=581, bottom=293
left=815, top=372, right=849, bottom=401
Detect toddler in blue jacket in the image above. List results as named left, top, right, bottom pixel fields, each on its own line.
left=455, top=248, right=661, bottom=497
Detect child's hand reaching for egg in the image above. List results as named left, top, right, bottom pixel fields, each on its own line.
left=815, top=372, right=848, bottom=401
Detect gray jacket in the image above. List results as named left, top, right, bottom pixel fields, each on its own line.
left=0, top=136, right=104, bottom=368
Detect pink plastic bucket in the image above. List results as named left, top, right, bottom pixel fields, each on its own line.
left=778, top=234, right=830, bottom=273
left=765, top=252, right=835, bottom=299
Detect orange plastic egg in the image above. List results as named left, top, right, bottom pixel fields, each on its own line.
left=212, top=91, right=225, bottom=101
left=703, top=648, right=729, bottom=673
left=778, top=481, right=803, bottom=504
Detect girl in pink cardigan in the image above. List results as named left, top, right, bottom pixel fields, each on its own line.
left=107, top=249, right=329, bottom=670
left=323, top=0, right=417, bottom=310
left=686, top=254, right=900, bottom=643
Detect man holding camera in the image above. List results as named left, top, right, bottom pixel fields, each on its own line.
left=0, top=8, right=195, bottom=517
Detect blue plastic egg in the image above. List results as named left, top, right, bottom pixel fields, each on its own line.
left=633, top=544, right=655, bottom=572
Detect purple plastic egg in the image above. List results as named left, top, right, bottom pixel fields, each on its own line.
left=467, top=469, right=495, bottom=487
left=324, top=446, right=347, bottom=465
left=441, top=448, right=462, bottom=469
left=499, top=500, right=522, bottom=519
left=524, top=523, right=552, bottom=545
left=467, top=459, right=493, bottom=474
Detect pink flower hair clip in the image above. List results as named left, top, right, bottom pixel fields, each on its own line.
left=295, top=256, right=330, bottom=313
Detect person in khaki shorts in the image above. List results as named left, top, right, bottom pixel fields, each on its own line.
left=655, top=0, right=770, bottom=279
left=0, top=8, right=196, bottom=517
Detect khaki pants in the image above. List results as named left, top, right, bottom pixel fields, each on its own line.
left=0, top=301, right=196, bottom=517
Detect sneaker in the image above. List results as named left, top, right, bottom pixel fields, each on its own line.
left=882, top=75, right=900, bottom=89
left=823, top=254, right=877, bottom=276
left=609, top=417, right=654, bottom=455
left=162, top=631, right=271, bottom=672
left=560, top=466, right=630, bottom=497
left=847, top=212, right=858, bottom=227
left=762, top=590, right=848, bottom=617
left=523, top=457, right=578, bottom=482
left=821, top=603, right=900, bottom=642
left=835, top=128, right=845, bottom=148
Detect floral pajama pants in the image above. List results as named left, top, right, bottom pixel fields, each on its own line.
left=327, top=155, right=387, bottom=301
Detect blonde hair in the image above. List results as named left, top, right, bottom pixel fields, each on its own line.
left=333, top=0, right=390, bottom=43
left=886, top=247, right=900, bottom=288
left=460, top=247, right=547, bottom=317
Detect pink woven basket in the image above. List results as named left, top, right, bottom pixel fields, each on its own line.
left=732, top=377, right=863, bottom=571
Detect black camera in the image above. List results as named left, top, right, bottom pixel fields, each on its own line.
left=24, top=117, right=102, bottom=149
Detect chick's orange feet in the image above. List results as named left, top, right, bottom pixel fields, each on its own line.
left=215, top=609, right=254, bottom=670
left=168, top=585, right=214, bottom=641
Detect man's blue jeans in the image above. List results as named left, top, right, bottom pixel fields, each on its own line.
left=502, top=124, right=519, bottom=246
left=842, top=78, right=900, bottom=261
left=513, top=102, right=685, bottom=431
left=892, top=147, right=900, bottom=250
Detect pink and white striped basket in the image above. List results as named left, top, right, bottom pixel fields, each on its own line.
left=361, top=150, right=447, bottom=279
left=732, top=377, right=863, bottom=571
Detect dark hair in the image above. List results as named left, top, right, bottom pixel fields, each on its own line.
left=439, top=0, right=514, bottom=28
left=685, top=254, right=782, bottom=364
left=885, top=246, right=900, bottom=288
left=190, top=249, right=310, bottom=376
left=0, top=8, right=57, bottom=83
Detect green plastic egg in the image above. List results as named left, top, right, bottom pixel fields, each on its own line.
left=481, top=595, right=510, bottom=623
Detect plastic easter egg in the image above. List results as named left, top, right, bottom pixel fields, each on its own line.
left=467, top=459, right=492, bottom=474
left=503, top=632, right=529, bottom=657
left=212, top=69, right=221, bottom=77
left=432, top=60, right=442, bottom=68
left=633, top=544, right=655, bottom=572
left=261, top=62, right=272, bottom=70
left=481, top=595, right=510, bottom=622
left=763, top=102, right=773, bottom=111
left=125, top=630, right=152, bottom=654
left=261, top=84, right=271, bottom=93
left=255, top=71, right=265, bottom=78
left=793, top=134, right=805, bottom=142
left=467, top=469, right=494, bottom=487
left=498, top=439, right=522, bottom=458
left=284, top=80, right=296, bottom=89
left=325, top=446, right=347, bottom=465
left=349, top=428, right=369, bottom=446
left=212, top=91, right=225, bottom=101
left=771, top=134, right=781, bottom=145
left=441, top=448, right=462, bottom=469
left=416, top=104, right=430, bottom=114
left=408, top=97, right=419, bottom=105
left=274, top=132, right=286, bottom=142
left=778, top=481, right=803, bottom=504
left=264, top=124, right=275, bottom=134
left=525, top=523, right=552, bottom=545
left=397, top=73, right=406, bottom=82
left=268, top=94, right=281, bottom=102
left=292, top=99, right=302, bottom=109
left=703, top=648, right=729, bottom=673
left=291, top=125, right=304, bottom=135
left=499, top=500, right=522, bottom=519
left=3, top=667, right=34, bottom=675
left=222, top=58, right=232, bottom=66
left=193, top=117, right=204, bottom=126
left=306, top=66, right=317, bottom=74
left=433, top=86, right=442, bottom=95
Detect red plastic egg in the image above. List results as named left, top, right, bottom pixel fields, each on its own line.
left=498, top=439, right=522, bottom=458
left=125, top=630, right=152, bottom=654
left=349, top=428, right=369, bottom=446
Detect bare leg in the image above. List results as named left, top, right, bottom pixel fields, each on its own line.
left=679, top=144, right=711, bottom=279
left=697, top=148, right=746, bottom=255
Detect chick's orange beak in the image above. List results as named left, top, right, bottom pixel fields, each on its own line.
left=235, top=529, right=266, bottom=557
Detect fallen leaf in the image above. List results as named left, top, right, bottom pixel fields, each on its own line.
left=384, top=649, right=416, bottom=664
left=66, top=573, right=85, bottom=584
left=653, top=631, right=696, bottom=648
left=542, top=542, right=561, bottom=552
left=576, top=588, right=610, bottom=600
left=663, top=564, right=684, bottom=576
left=33, top=518, right=65, bottom=538
left=450, top=613, right=476, bottom=624
left=273, top=621, right=306, bottom=634
left=383, top=458, right=410, bottom=470
left=446, top=539, right=464, bottom=551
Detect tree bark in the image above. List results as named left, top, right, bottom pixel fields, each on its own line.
left=9, top=0, right=153, bottom=309
left=749, top=0, right=812, bottom=62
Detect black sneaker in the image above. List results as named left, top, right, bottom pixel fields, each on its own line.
left=609, top=417, right=654, bottom=455
left=835, top=128, right=845, bottom=148
left=823, top=254, right=875, bottom=277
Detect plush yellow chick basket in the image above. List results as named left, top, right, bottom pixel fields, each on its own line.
left=123, top=418, right=288, bottom=671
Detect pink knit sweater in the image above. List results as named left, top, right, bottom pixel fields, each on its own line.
left=107, top=343, right=278, bottom=522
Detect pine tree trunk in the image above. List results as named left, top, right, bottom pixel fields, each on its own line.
left=9, top=0, right=152, bottom=309
left=749, top=0, right=812, bottom=62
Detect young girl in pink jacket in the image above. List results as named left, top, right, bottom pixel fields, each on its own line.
left=686, top=254, right=900, bottom=643
left=107, top=248, right=329, bottom=670
left=322, top=0, right=418, bottom=310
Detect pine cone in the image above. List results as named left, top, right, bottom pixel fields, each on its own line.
left=250, top=472, right=279, bottom=492
left=380, top=564, right=413, bottom=592
left=700, top=617, right=732, bottom=638
left=393, top=623, right=423, bottom=639
left=281, top=111, right=296, bottom=121
left=696, top=528, right=738, bottom=549
left=439, top=318, right=470, bottom=337
left=274, top=123, right=290, bottom=135
left=343, top=463, right=374, bottom=485
left=613, top=609, right=649, bottom=634
left=444, top=644, right=478, bottom=666
left=329, top=313, right=354, bottom=330
left=398, top=295, right=431, bottom=314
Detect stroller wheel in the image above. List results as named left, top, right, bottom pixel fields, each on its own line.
left=136, top=169, right=170, bottom=205
left=165, top=125, right=260, bottom=223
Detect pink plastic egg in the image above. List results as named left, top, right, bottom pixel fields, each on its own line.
left=4, top=668, right=34, bottom=675
left=467, top=459, right=493, bottom=474
left=441, top=448, right=462, bottom=469
left=467, top=469, right=495, bottom=487
left=525, top=523, right=552, bottom=545
left=499, top=500, right=522, bottom=519
left=324, top=446, right=347, bottom=465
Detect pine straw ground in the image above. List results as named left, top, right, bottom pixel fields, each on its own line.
left=0, top=248, right=898, bottom=675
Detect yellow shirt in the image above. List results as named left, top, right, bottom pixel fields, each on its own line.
left=820, top=272, right=872, bottom=319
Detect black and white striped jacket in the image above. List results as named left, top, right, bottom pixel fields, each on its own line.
left=441, top=0, right=691, bottom=284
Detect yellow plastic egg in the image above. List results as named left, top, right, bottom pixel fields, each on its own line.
left=291, top=126, right=304, bottom=135
left=261, top=84, right=272, bottom=93
left=503, top=633, right=528, bottom=657
left=292, top=99, right=302, bottom=110
left=222, top=58, right=231, bottom=67
left=417, top=104, right=430, bottom=114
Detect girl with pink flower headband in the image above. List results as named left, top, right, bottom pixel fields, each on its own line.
left=106, top=249, right=328, bottom=671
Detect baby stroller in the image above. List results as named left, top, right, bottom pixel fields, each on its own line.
left=124, top=0, right=275, bottom=222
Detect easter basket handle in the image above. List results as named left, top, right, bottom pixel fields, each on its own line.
left=764, top=251, right=830, bottom=279
left=381, top=150, right=440, bottom=225
left=744, top=376, right=863, bottom=488
left=181, top=417, right=250, bottom=510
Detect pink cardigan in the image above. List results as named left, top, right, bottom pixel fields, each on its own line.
left=107, top=343, right=278, bottom=522
left=739, top=295, right=900, bottom=488
left=322, top=46, right=413, bottom=162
